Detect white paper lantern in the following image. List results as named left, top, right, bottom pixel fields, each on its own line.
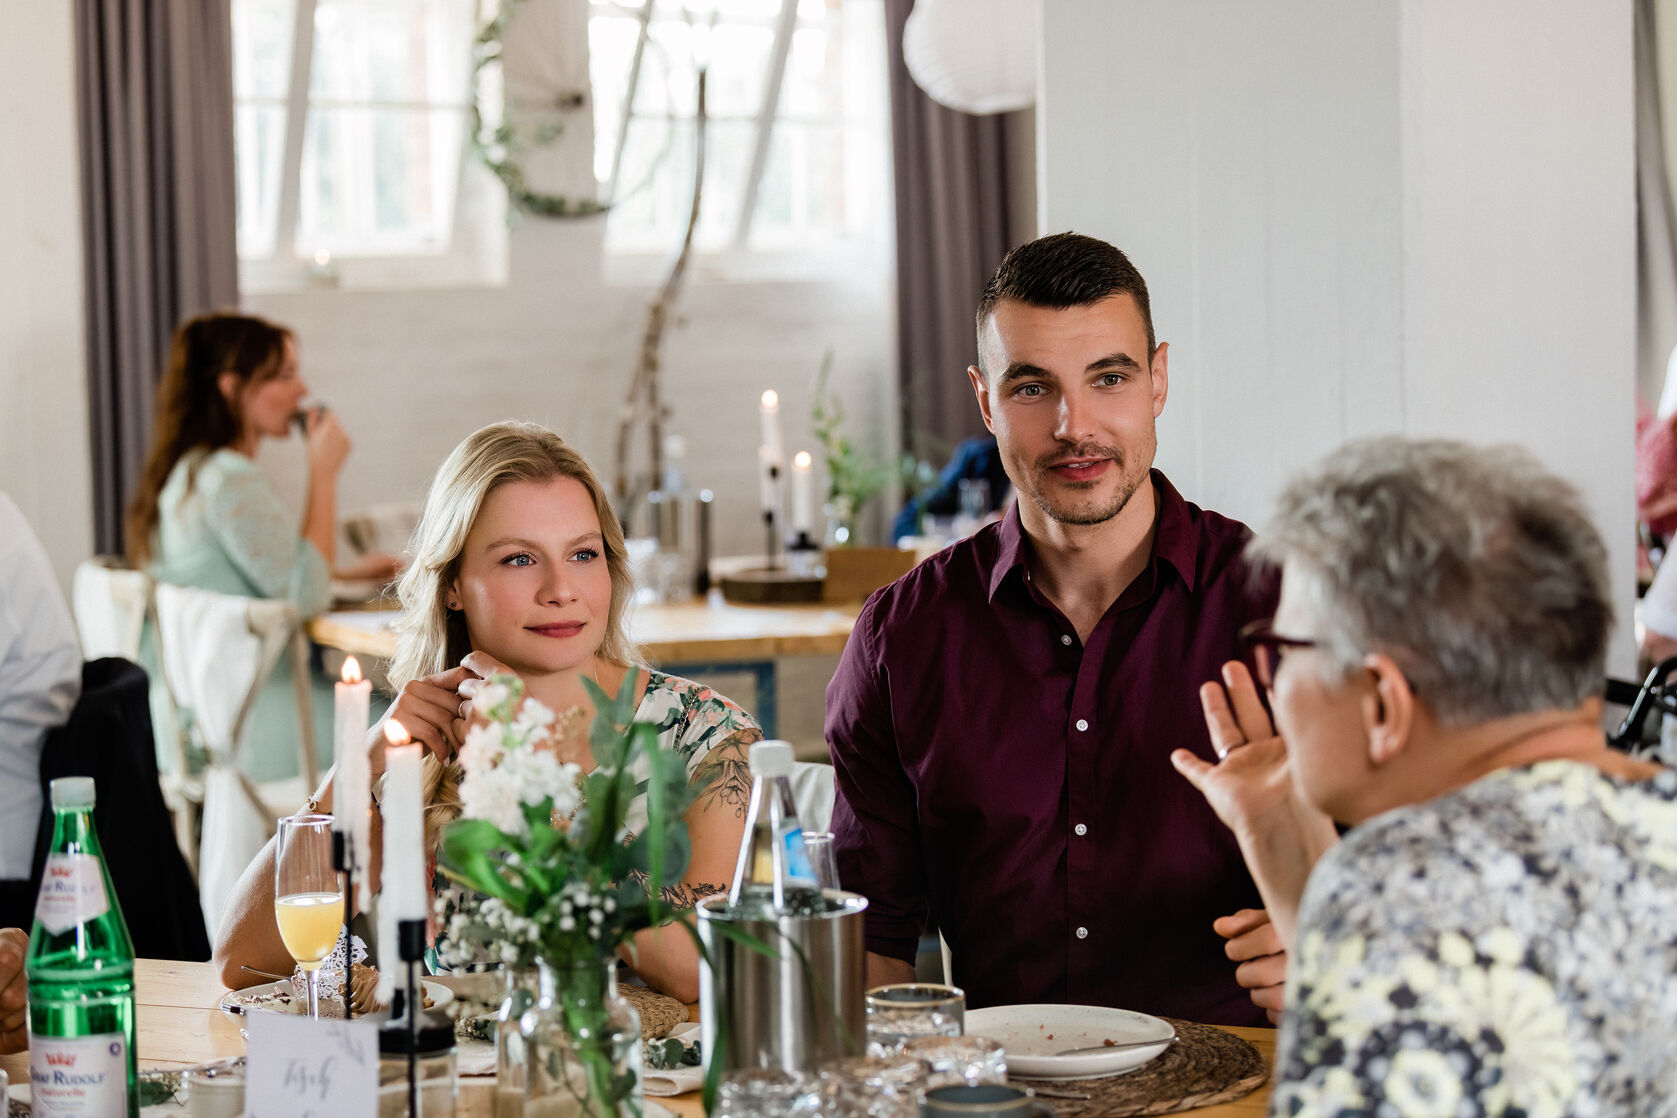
left=902, top=0, right=1039, bottom=116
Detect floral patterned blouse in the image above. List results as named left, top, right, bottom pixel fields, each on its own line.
left=1274, top=759, right=1677, bottom=1117
left=426, top=669, right=761, bottom=970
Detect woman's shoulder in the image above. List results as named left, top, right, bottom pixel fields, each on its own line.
left=637, top=670, right=762, bottom=762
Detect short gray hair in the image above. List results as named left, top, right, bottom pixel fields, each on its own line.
left=1252, top=437, right=1612, bottom=726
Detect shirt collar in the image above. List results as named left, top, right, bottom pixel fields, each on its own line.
left=986, top=469, right=1200, bottom=602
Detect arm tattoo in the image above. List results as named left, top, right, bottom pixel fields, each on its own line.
left=692, top=733, right=756, bottom=819
left=627, top=872, right=728, bottom=910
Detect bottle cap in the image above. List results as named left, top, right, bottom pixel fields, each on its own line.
left=748, top=740, right=795, bottom=778
left=50, top=777, right=96, bottom=810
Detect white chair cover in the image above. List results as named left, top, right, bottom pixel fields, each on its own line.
left=71, top=558, right=151, bottom=661
left=790, top=760, right=836, bottom=833
left=152, top=584, right=316, bottom=940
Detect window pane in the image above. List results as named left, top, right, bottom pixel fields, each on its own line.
left=296, top=107, right=465, bottom=255
left=749, top=120, right=847, bottom=249
left=310, top=0, right=475, bottom=105
left=714, top=0, right=783, bottom=19
left=779, top=24, right=835, bottom=118
left=633, top=19, right=698, bottom=116
left=235, top=105, right=288, bottom=258
left=606, top=117, right=754, bottom=250
left=232, top=0, right=296, bottom=101
left=705, top=22, right=775, bottom=117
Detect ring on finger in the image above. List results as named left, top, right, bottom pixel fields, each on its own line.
left=459, top=698, right=471, bottom=719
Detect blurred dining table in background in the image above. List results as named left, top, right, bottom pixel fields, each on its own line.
left=307, top=591, right=861, bottom=738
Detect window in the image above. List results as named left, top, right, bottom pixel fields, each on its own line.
left=588, top=0, right=890, bottom=268
left=232, top=0, right=502, bottom=291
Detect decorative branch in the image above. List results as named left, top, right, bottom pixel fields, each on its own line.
left=613, top=62, right=709, bottom=514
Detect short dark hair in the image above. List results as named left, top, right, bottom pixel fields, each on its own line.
left=976, top=232, right=1156, bottom=357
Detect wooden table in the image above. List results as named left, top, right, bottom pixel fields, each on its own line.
left=0, top=961, right=1275, bottom=1116
left=308, top=593, right=861, bottom=737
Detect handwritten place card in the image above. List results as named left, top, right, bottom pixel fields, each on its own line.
left=246, top=1012, right=377, bottom=1117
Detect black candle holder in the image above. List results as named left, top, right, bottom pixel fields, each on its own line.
left=331, top=832, right=356, bottom=1018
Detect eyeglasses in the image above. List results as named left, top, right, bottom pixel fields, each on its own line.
left=1238, top=619, right=1318, bottom=688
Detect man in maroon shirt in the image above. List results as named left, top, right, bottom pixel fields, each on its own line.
left=827, top=232, right=1282, bottom=1025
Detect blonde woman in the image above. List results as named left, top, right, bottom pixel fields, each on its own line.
left=214, top=422, right=758, bottom=1002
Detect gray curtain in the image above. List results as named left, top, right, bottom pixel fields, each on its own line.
left=885, top=0, right=1019, bottom=458
left=1639, top=0, right=1677, bottom=415
left=77, top=0, right=241, bottom=554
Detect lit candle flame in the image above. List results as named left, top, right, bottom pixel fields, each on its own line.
left=383, top=719, right=412, bottom=747
left=341, top=655, right=363, bottom=685
left=794, top=450, right=812, bottom=469
left=761, top=389, right=779, bottom=409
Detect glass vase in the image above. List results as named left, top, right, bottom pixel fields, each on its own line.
left=519, top=958, right=643, bottom=1117
left=495, top=965, right=539, bottom=1118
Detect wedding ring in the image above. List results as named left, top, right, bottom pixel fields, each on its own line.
left=458, top=698, right=471, bottom=720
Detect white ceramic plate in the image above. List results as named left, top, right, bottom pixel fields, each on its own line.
left=966, top=1003, right=1175, bottom=1080
left=219, top=978, right=454, bottom=1016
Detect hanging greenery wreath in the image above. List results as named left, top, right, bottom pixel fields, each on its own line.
left=470, top=0, right=604, bottom=218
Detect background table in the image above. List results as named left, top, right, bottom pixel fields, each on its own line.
left=0, top=961, right=1275, bottom=1116
left=308, top=592, right=860, bottom=738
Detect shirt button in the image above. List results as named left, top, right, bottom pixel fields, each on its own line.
left=1075, top=718, right=1089, bottom=732
left=1076, top=926, right=1089, bottom=940
left=1060, top=634, right=1072, bottom=646
left=1074, top=823, right=1087, bottom=836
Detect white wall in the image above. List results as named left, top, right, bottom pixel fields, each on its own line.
left=0, top=2, right=93, bottom=594
left=1041, top=0, right=1637, bottom=674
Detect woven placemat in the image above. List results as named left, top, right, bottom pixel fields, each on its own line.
left=618, top=982, right=687, bottom=1039
left=1027, top=1018, right=1267, bottom=1117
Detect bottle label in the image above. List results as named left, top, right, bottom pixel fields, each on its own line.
left=782, top=826, right=817, bottom=888
left=30, top=1033, right=129, bottom=1115
left=35, top=854, right=110, bottom=935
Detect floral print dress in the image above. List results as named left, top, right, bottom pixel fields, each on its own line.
left=1274, top=760, right=1677, bottom=1117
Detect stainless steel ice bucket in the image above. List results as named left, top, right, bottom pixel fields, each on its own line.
left=696, top=890, right=868, bottom=1075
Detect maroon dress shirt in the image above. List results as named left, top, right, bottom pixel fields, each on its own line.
left=827, top=471, right=1276, bottom=1025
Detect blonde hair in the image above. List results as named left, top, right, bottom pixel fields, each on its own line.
left=386, top=421, right=642, bottom=844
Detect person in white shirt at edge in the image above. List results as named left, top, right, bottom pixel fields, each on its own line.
left=0, top=492, right=81, bottom=1053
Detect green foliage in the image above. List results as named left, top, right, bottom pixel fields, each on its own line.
left=435, top=672, right=700, bottom=970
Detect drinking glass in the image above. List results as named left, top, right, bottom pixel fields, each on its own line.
left=815, top=1054, right=926, bottom=1118
left=865, top=983, right=965, bottom=1056
left=803, top=831, right=840, bottom=890
left=716, top=1067, right=820, bottom=1117
left=901, top=1034, right=1008, bottom=1089
left=274, top=813, right=342, bottom=1019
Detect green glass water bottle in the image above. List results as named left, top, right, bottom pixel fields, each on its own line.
left=26, top=776, right=138, bottom=1117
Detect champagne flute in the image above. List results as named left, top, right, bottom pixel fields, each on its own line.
left=274, top=813, right=343, bottom=1019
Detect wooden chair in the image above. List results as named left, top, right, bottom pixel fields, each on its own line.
left=151, top=583, right=319, bottom=939
left=70, top=556, right=151, bottom=661
left=70, top=558, right=202, bottom=865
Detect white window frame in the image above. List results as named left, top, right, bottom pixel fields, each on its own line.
left=590, top=0, right=891, bottom=286
left=236, top=0, right=506, bottom=294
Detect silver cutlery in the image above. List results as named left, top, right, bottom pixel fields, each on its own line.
left=1019, top=1085, right=1092, bottom=1100
left=1053, top=1035, right=1177, bottom=1057
left=240, top=964, right=291, bottom=982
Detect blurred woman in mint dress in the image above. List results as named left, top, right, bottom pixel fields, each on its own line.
left=126, top=313, right=393, bottom=781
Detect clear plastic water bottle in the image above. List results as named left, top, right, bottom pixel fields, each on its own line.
left=728, top=741, right=822, bottom=917
left=26, top=776, right=138, bottom=1117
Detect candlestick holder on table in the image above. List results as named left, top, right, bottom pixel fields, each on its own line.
left=331, top=832, right=357, bottom=1018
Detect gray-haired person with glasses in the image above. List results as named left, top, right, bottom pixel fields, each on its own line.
left=1174, top=436, right=1676, bottom=1114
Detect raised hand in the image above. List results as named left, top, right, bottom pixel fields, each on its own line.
left=1171, top=660, right=1339, bottom=953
